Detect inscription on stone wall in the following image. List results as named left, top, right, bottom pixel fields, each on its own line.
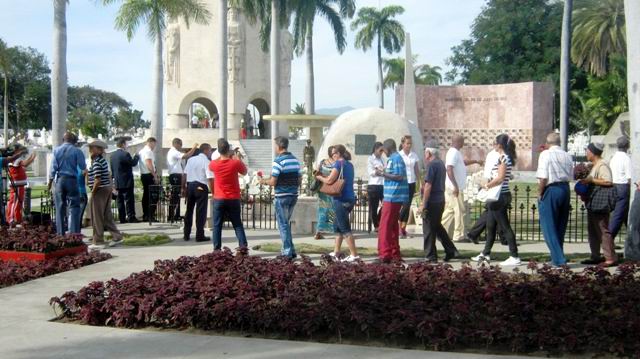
left=444, top=97, right=507, bottom=103
left=355, top=134, right=376, bottom=155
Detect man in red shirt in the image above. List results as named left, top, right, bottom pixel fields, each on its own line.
left=208, top=138, right=249, bottom=250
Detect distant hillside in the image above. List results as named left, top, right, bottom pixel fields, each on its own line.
left=316, top=106, right=355, bottom=116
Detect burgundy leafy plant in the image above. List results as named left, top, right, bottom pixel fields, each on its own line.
left=50, top=250, right=640, bottom=356
left=0, top=251, right=111, bottom=288
left=0, top=225, right=84, bottom=253
left=573, top=162, right=593, bottom=180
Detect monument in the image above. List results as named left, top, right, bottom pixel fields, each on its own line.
left=163, top=1, right=292, bottom=148
left=396, top=82, right=555, bottom=170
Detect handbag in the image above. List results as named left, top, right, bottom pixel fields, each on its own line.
left=319, top=161, right=345, bottom=197
left=477, top=185, right=501, bottom=203
left=586, top=185, right=617, bottom=213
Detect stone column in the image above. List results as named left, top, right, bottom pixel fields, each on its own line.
left=626, top=0, right=640, bottom=190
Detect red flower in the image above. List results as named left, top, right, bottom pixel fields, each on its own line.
left=257, top=171, right=264, bottom=177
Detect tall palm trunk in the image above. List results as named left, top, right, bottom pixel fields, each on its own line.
left=626, top=0, right=639, bottom=191
left=270, top=0, right=280, bottom=159
left=377, top=33, right=384, bottom=109
left=3, top=76, right=7, bottom=148
left=559, top=0, right=573, bottom=150
left=305, top=24, right=315, bottom=115
left=52, top=0, right=68, bottom=147
left=218, top=0, right=228, bottom=139
left=151, top=35, right=164, bottom=164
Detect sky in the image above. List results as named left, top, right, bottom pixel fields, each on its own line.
left=0, top=0, right=486, bottom=118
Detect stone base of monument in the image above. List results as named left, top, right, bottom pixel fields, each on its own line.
left=290, top=196, right=318, bottom=235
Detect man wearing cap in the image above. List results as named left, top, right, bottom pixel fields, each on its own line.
left=536, top=133, right=574, bottom=266
left=48, top=132, right=87, bottom=235
left=88, top=140, right=123, bottom=248
left=6, top=145, right=35, bottom=226
left=609, top=136, right=631, bottom=241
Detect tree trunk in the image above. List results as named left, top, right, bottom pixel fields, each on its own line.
left=305, top=25, right=315, bottom=115
left=150, top=35, right=164, bottom=169
left=3, top=76, right=7, bottom=148
left=270, top=1, right=280, bottom=159
left=377, top=33, right=384, bottom=109
left=559, top=0, right=573, bottom=150
left=626, top=0, right=640, bottom=189
left=51, top=0, right=67, bottom=147
left=219, top=0, right=228, bottom=139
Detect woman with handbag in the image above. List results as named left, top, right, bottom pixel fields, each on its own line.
left=314, top=146, right=336, bottom=239
left=315, top=144, right=359, bottom=262
left=471, top=134, right=520, bottom=266
left=367, top=142, right=385, bottom=232
left=580, top=142, right=618, bottom=266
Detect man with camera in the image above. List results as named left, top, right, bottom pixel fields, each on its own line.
left=0, top=145, right=27, bottom=226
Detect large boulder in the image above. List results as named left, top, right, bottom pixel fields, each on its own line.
left=317, top=107, right=424, bottom=180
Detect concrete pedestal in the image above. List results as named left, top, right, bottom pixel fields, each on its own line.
left=291, top=195, right=318, bottom=235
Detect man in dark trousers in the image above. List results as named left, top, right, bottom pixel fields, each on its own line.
left=418, top=141, right=460, bottom=262
left=182, top=143, right=214, bottom=242
left=110, top=138, right=140, bottom=223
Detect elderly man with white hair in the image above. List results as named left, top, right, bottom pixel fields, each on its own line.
left=418, top=140, right=461, bottom=263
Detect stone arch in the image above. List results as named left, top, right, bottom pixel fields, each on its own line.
left=177, top=90, right=219, bottom=129
left=246, top=94, right=270, bottom=138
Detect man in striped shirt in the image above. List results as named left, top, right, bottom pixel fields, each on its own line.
left=261, top=136, right=301, bottom=259
left=376, top=139, right=409, bottom=262
left=88, top=140, right=123, bottom=248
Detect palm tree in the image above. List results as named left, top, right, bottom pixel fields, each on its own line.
left=351, top=5, right=405, bottom=109
left=560, top=0, right=573, bottom=150
left=382, top=56, right=441, bottom=90
left=0, top=39, right=10, bottom=147
left=290, top=0, right=355, bottom=114
left=102, top=0, right=210, bottom=162
left=624, top=0, right=639, bottom=188
left=52, top=0, right=68, bottom=147
left=572, top=0, right=626, bottom=76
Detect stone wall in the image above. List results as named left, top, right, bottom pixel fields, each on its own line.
left=396, top=82, right=554, bottom=170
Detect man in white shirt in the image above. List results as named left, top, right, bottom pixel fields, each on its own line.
left=536, top=132, right=574, bottom=266
left=138, top=137, right=159, bottom=222
left=166, top=138, right=197, bottom=222
left=609, top=136, right=631, bottom=240
left=182, top=143, right=215, bottom=242
left=441, top=135, right=483, bottom=242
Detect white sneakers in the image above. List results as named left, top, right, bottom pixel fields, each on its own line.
left=471, top=254, right=490, bottom=262
left=329, top=252, right=339, bottom=260
left=471, top=254, right=521, bottom=266
left=342, top=255, right=360, bottom=263
left=499, top=256, right=521, bottom=266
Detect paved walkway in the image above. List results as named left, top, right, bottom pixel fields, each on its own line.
left=1, top=222, right=599, bottom=358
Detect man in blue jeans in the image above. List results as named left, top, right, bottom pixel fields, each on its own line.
left=536, top=133, right=574, bottom=266
left=48, top=132, right=87, bottom=235
left=261, top=136, right=301, bottom=259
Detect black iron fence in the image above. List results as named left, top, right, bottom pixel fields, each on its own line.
left=27, top=179, right=628, bottom=244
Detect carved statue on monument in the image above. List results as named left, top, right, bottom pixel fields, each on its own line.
left=228, top=7, right=245, bottom=85
left=303, top=139, right=315, bottom=195
left=280, top=30, right=293, bottom=87
left=165, top=21, right=180, bottom=85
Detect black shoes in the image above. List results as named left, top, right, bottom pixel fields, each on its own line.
left=195, top=237, right=209, bottom=242
left=580, top=257, right=605, bottom=265
left=444, top=251, right=463, bottom=262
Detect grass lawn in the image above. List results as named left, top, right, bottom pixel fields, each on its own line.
left=251, top=242, right=594, bottom=263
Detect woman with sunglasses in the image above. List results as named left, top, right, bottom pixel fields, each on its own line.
left=316, top=144, right=359, bottom=262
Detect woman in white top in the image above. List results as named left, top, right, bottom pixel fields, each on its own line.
left=367, top=142, right=386, bottom=231
left=398, top=135, right=420, bottom=238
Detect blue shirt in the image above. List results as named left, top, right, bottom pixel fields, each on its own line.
left=271, top=152, right=301, bottom=197
left=333, top=160, right=355, bottom=202
left=50, top=143, right=86, bottom=181
left=383, top=152, right=409, bottom=203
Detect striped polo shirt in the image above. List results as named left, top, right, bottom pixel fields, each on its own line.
left=383, top=152, right=409, bottom=203
left=272, top=152, right=301, bottom=197
left=491, top=154, right=513, bottom=193
left=88, top=155, right=111, bottom=188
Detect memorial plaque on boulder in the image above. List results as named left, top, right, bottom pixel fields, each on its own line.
left=355, top=134, right=376, bottom=155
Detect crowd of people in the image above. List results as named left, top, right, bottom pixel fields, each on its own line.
left=1, top=128, right=634, bottom=266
